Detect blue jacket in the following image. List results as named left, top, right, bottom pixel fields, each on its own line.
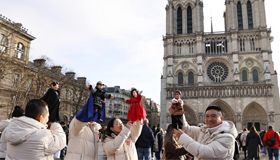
left=136, top=124, right=155, bottom=148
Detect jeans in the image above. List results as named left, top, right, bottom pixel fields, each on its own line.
left=264, top=146, right=267, bottom=155
left=267, top=148, right=279, bottom=160
left=137, top=147, right=151, bottom=160
left=155, top=151, right=161, bottom=160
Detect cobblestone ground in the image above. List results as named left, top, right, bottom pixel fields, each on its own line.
left=239, top=150, right=269, bottom=160
left=98, top=142, right=269, bottom=160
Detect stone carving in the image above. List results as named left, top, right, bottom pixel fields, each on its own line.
left=192, top=59, right=197, bottom=64
left=246, top=60, right=254, bottom=68
left=207, top=62, right=229, bottom=82
left=181, top=62, right=189, bottom=70
left=173, top=60, right=178, bottom=64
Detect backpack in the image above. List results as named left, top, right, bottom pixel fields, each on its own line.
left=243, top=132, right=247, bottom=142
left=154, top=132, right=160, bottom=152
left=266, top=132, right=277, bottom=147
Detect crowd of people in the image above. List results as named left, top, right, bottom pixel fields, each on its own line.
left=236, top=125, right=280, bottom=160
left=0, top=82, right=280, bottom=160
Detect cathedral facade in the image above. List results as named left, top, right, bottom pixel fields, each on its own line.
left=160, top=0, right=280, bottom=131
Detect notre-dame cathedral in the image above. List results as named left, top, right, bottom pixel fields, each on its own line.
left=160, top=0, right=280, bottom=131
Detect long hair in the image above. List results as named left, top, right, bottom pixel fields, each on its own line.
left=103, top=118, right=117, bottom=141
left=130, top=88, right=138, bottom=98
left=164, top=124, right=179, bottom=149
left=248, top=126, right=259, bottom=138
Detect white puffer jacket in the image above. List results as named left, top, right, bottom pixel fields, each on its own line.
left=65, top=118, right=101, bottom=160
left=2, top=116, right=66, bottom=160
left=179, top=115, right=238, bottom=160
left=0, top=119, right=11, bottom=158
left=103, top=122, right=142, bottom=160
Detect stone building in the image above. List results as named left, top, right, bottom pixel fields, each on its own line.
left=0, top=14, right=89, bottom=123
left=160, top=0, right=280, bottom=131
left=105, top=86, right=160, bottom=127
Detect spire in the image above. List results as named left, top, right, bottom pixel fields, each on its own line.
left=211, top=17, right=213, bottom=33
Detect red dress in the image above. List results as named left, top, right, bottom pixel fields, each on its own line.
left=126, top=94, right=147, bottom=122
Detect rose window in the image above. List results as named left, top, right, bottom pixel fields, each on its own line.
left=207, top=62, right=228, bottom=82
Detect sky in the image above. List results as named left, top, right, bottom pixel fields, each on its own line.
left=0, top=0, right=279, bottom=104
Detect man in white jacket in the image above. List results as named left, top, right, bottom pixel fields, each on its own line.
left=173, top=106, right=238, bottom=160
left=2, top=99, right=66, bottom=160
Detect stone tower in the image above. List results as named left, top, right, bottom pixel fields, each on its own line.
left=160, top=0, right=280, bottom=131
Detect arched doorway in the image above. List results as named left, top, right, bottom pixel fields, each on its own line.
left=63, top=115, right=69, bottom=125
left=242, top=102, right=267, bottom=131
left=183, top=105, right=198, bottom=125
left=209, top=99, right=236, bottom=123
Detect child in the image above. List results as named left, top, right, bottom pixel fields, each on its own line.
left=126, top=88, right=147, bottom=122
left=86, top=81, right=113, bottom=122
left=169, top=90, right=184, bottom=129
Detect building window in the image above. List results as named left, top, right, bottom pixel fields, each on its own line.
left=178, top=72, right=183, bottom=85
left=14, top=74, right=19, bottom=87
left=177, top=7, right=182, bottom=34
left=15, top=42, right=25, bottom=59
left=242, top=70, right=248, bottom=81
left=207, top=62, right=229, bottom=82
left=0, top=34, right=8, bottom=53
left=253, top=69, right=258, bottom=82
left=177, top=44, right=181, bottom=54
left=250, top=38, right=255, bottom=51
left=187, top=6, right=192, bottom=34
left=240, top=39, right=245, bottom=51
left=188, top=42, right=193, bottom=53
left=205, top=38, right=228, bottom=54
left=237, top=1, right=243, bottom=30
left=247, top=1, right=253, bottom=29
left=188, top=72, right=194, bottom=84
left=65, top=89, right=69, bottom=100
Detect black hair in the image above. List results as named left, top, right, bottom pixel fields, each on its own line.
left=51, top=81, right=59, bottom=87
left=11, top=106, right=24, bottom=118
left=205, top=105, right=223, bottom=116
left=25, top=99, right=48, bottom=120
left=103, top=118, right=117, bottom=140
left=268, top=126, right=273, bottom=130
left=130, top=88, right=139, bottom=98
left=175, top=90, right=181, bottom=95
left=60, top=121, right=66, bottom=125
left=248, top=126, right=259, bottom=138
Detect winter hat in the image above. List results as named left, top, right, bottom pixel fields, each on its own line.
left=96, top=81, right=103, bottom=85
left=12, top=106, right=24, bottom=118
left=175, top=90, right=181, bottom=95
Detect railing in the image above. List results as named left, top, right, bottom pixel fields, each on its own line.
left=166, top=82, right=273, bottom=99
left=0, top=14, right=29, bottom=34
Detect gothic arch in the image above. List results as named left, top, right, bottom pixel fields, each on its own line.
left=251, top=66, right=260, bottom=73
left=240, top=58, right=263, bottom=72
left=183, top=105, right=198, bottom=125
left=205, top=57, right=233, bottom=70
left=209, top=99, right=236, bottom=122
left=174, top=69, right=185, bottom=76
left=184, top=2, right=195, bottom=9
left=240, top=67, right=249, bottom=81
left=63, top=115, right=69, bottom=124
left=174, top=61, right=198, bottom=73
left=242, top=102, right=268, bottom=130
left=174, top=3, right=184, bottom=11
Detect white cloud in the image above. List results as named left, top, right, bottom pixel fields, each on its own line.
left=1, top=0, right=280, bottom=104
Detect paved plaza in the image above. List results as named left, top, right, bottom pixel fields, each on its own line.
left=97, top=141, right=271, bottom=160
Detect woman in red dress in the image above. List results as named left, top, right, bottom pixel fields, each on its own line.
left=126, top=88, right=147, bottom=122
